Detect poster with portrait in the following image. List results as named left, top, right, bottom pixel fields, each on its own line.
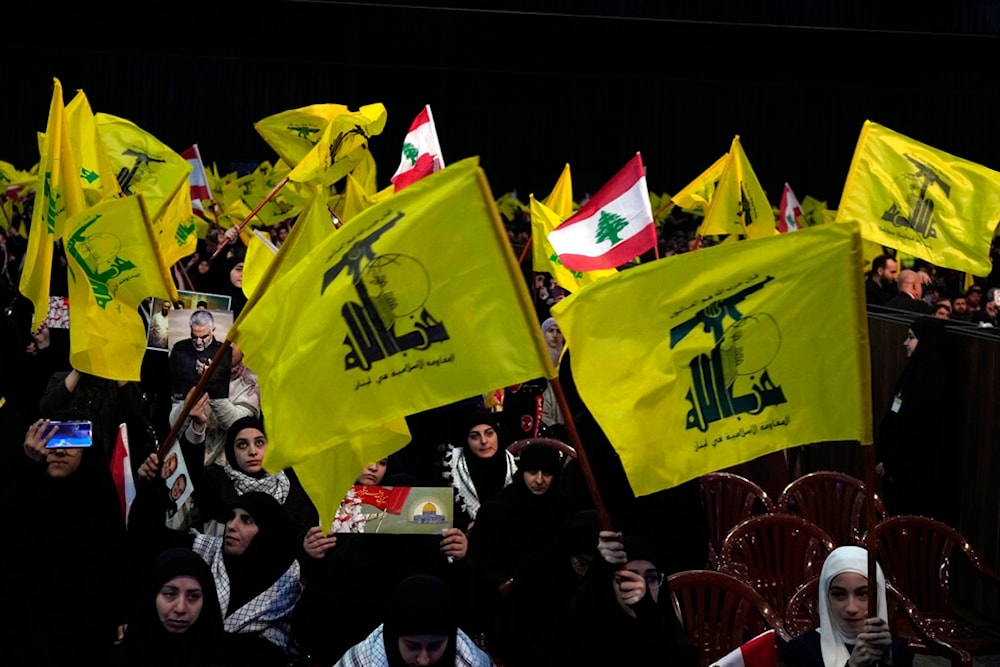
left=166, top=306, right=233, bottom=400
left=161, top=441, right=193, bottom=511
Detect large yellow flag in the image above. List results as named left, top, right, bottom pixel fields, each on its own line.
left=64, top=195, right=176, bottom=380
left=254, top=103, right=351, bottom=167
left=96, top=112, right=191, bottom=224
left=65, top=90, right=121, bottom=206
left=699, top=136, right=776, bottom=239
left=230, top=157, right=551, bottom=521
left=20, top=78, right=87, bottom=331
left=288, top=104, right=387, bottom=187
left=552, top=222, right=872, bottom=496
left=529, top=196, right=615, bottom=293
left=835, top=120, right=1000, bottom=275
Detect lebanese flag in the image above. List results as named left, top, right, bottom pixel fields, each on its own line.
left=777, top=182, right=803, bottom=233
left=710, top=629, right=776, bottom=667
left=391, top=105, right=445, bottom=192
left=109, top=423, right=136, bottom=523
left=181, top=144, right=213, bottom=209
left=547, top=153, right=656, bottom=271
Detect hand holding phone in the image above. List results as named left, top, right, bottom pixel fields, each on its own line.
left=24, top=419, right=60, bottom=462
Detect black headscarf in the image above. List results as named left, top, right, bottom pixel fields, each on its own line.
left=457, top=411, right=509, bottom=503
left=222, top=491, right=297, bottom=615
left=113, top=548, right=226, bottom=667
left=382, top=574, right=459, bottom=667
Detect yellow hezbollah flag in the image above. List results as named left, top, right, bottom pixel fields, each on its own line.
left=700, top=136, right=776, bottom=239
left=20, top=78, right=88, bottom=331
left=288, top=103, right=387, bottom=187
left=235, top=185, right=385, bottom=529
left=552, top=222, right=872, bottom=496
left=65, top=89, right=121, bottom=206
left=254, top=103, right=351, bottom=167
left=835, top=120, right=1000, bottom=276
left=230, top=157, right=551, bottom=514
left=64, top=195, right=176, bottom=381
left=672, top=152, right=727, bottom=215
left=154, top=180, right=200, bottom=270
left=96, top=113, right=191, bottom=225
left=530, top=195, right=615, bottom=293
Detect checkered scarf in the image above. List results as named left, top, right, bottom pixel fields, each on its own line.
left=192, top=534, right=301, bottom=652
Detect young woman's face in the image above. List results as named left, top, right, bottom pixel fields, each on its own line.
left=544, top=324, right=564, bottom=351
left=223, top=508, right=259, bottom=556
left=466, top=423, right=498, bottom=459
left=356, top=458, right=388, bottom=486
left=230, top=262, right=244, bottom=288
left=903, top=328, right=919, bottom=357
left=233, top=427, right=267, bottom=474
left=156, top=575, right=204, bottom=633
left=828, top=572, right=868, bottom=638
left=397, top=634, right=449, bottom=666
left=46, top=447, right=84, bottom=479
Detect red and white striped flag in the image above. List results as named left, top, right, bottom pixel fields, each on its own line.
left=710, top=629, right=776, bottom=667
left=109, top=422, right=136, bottom=523
left=391, top=105, right=445, bottom=192
left=181, top=144, right=214, bottom=213
left=777, top=182, right=803, bottom=233
left=547, top=153, right=656, bottom=271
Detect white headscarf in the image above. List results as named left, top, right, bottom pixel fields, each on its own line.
left=818, top=546, right=889, bottom=667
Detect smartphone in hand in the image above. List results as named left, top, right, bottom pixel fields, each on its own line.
left=45, top=420, right=94, bottom=448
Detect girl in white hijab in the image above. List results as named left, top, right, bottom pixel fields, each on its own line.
left=782, top=545, right=913, bottom=667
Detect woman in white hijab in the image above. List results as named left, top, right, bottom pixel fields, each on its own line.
left=781, top=546, right=913, bottom=667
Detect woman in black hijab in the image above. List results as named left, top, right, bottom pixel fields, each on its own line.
left=3, top=417, right=130, bottom=666
left=334, top=574, right=493, bottom=667
left=876, top=315, right=959, bottom=522
left=128, top=475, right=302, bottom=667
left=108, top=547, right=226, bottom=667
left=441, top=410, right=517, bottom=533
left=556, top=533, right=698, bottom=666
left=180, top=415, right=313, bottom=545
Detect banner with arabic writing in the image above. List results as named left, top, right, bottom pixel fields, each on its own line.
left=552, top=222, right=873, bottom=496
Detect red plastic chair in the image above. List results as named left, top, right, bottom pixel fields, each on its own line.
left=668, top=569, right=790, bottom=667
left=868, top=515, right=1000, bottom=665
left=777, top=470, right=888, bottom=547
left=718, top=513, right=835, bottom=615
left=700, top=472, right=775, bottom=569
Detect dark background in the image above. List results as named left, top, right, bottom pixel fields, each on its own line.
left=3, top=0, right=999, bottom=206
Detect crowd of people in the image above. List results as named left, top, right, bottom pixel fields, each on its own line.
left=2, top=190, right=998, bottom=666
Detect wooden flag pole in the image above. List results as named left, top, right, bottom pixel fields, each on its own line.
left=518, top=236, right=533, bottom=265
left=211, top=176, right=290, bottom=260
left=550, top=376, right=614, bottom=532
